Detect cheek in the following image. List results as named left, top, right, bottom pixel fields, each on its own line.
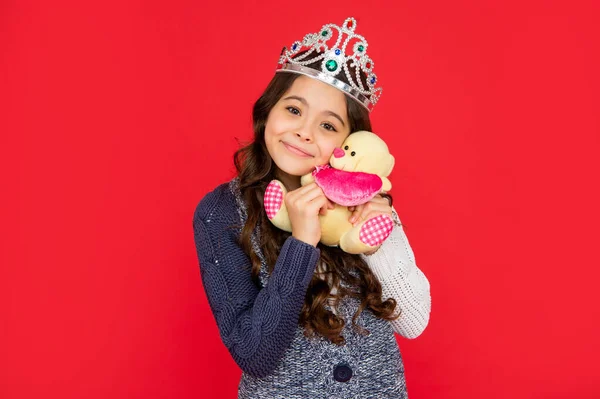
left=265, top=112, right=290, bottom=136
left=263, top=124, right=278, bottom=155
left=323, top=136, right=347, bottom=153
left=264, top=121, right=283, bottom=148
left=316, top=140, right=340, bottom=163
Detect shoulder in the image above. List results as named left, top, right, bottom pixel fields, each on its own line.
left=192, top=179, right=245, bottom=262
left=193, top=179, right=239, bottom=224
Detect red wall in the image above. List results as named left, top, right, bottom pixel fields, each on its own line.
left=2, top=1, right=599, bottom=398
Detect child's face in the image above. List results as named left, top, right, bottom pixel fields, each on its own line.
left=265, top=75, right=351, bottom=178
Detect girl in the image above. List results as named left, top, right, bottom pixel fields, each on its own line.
left=193, top=17, right=431, bottom=398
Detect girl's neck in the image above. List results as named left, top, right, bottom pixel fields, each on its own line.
left=275, top=169, right=302, bottom=191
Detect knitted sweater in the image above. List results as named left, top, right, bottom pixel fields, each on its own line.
left=192, top=178, right=431, bottom=398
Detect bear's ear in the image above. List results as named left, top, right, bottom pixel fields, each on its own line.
left=300, top=172, right=315, bottom=186
left=381, top=176, right=392, bottom=192
left=385, top=154, right=395, bottom=176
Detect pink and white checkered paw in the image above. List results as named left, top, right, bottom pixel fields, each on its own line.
left=264, top=181, right=284, bottom=220
left=359, top=214, right=394, bottom=247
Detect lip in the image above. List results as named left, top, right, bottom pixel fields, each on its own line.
left=282, top=141, right=313, bottom=157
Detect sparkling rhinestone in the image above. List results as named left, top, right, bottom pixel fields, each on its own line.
left=276, top=18, right=381, bottom=110
left=325, top=60, right=338, bottom=71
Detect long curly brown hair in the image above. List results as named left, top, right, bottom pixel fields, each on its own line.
left=233, top=57, right=400, bottom=345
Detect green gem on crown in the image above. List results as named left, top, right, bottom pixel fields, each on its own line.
left=358, top=44, right=364, bottom=52
left=325, top=59, right=338, bottom=71
left=321, top=30, right=328, bottom=37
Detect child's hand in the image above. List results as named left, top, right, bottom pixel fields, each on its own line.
left=348, top=195, right=392, bottom=226
left=285, top=182, right=335, bottom=247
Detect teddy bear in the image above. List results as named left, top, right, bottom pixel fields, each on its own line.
left=263, top=130, right=396, bottom=254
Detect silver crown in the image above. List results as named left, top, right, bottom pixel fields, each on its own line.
left=276, top=17, right=382, bottom=112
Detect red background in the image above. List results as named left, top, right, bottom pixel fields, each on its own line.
left=2, top=1, right=599, bottom=398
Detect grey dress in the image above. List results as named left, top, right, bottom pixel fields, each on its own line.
left=193, top=178, right=409, bottom=399
left=230, top=179, right=408, bottom=399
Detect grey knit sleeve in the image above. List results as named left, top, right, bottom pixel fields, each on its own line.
left=193, top=189, right=320, bottom=378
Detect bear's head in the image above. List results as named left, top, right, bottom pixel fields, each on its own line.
left=330, top=131, right=395, bottom=178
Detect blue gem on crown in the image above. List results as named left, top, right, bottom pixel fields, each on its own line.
left=276, top=17, right=382, bottom=112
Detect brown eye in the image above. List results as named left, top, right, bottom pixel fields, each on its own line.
left=344, top=146, right=349, bottom=150
left=351, top=151, right=356, bottom=156
left=286, top=106, right=300, bottom=115
left=322, top=123, right=337, bottom=132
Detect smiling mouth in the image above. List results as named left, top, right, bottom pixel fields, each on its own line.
left=282, top=141, right=313, bottom=157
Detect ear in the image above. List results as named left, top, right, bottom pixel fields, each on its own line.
left=381, top=176, right=392, bottom=192
left=386, top=154, right=395, bottom=176
left=300, top=172, right=315, bottom=186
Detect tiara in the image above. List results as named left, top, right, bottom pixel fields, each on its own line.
left=276, top=17, right=382, bottom=112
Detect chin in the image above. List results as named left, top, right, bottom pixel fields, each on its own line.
left=276, top=161, right=314, bottom=177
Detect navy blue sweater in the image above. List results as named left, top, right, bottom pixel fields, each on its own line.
left=192, top=182, right=321, bottom=378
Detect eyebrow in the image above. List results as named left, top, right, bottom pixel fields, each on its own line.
left=283, top=95, right=346, bottom=127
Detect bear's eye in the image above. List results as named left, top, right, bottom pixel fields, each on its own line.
left=351, top=151, right=356, bottom=156
left=344, top=146, right=349, bottom=150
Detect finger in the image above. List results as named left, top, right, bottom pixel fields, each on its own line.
left=371, top=196, right=393, bottom=213
left=302, top=185, right=329, bottom=205
left=309, top=194, right=331, bottom=215
left=353, top=203, right=387, bottom=226
left=363, top=196, right=392, bottom=211
left=311, top=194, right=331, bottom=214
left=349, top=204, right=364, bottom=224
left=371, top=195, right=391, bottom=205
left=348, top=206, right=356, bottom=212
left=286, top=182, right=318, bottom=199
left=353, top=207, right=368, bottom=225
left=354, top=204, right=393, bottom=226
left=359, top=210, right=383, bottom=223
left=288, top=184, right=325, bottom=205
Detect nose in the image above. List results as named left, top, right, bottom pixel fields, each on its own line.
left=333, top=147, right=345, bottom=158
left=295, top=129, right=313, bottom=143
